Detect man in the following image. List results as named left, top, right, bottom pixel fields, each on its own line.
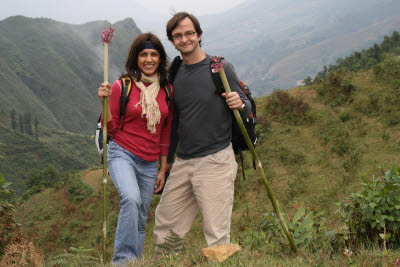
left=154, top=12, right=252, bottom=250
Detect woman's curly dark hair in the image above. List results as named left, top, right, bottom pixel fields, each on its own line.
left=122, top=32, right=169, bottom=88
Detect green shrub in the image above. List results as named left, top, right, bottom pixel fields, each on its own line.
left=340, top=164, right=400, bottom=247
left=339, top=112, right=351, bottom=123
left=265, top=90, right=310, bottom=125
left=262, top=205, right=332, bottom=252
left=255, top=116, right=271, bottom=144
left=317, top=71, right=355, bottom=106
left=67, top=174, right=94, bottom=203
left=0, top=175, right=12, bottom=204
left=374, top=58, right=400, bottom=87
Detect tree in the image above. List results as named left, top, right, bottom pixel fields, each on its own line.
left=392, top=31, right=400, bottom=43
left=10, top=110, right=16, bottom=130
left=25, top=166, right=59, bottom=194
left=304, top=76, right=313, bottom=86
left=24, top=113, right=33, bottom=136
left=34, top=118, right=39, bottom=141
left=372, top=43, right=382, bottom=62
left=380, top=35, right=392, bottom=52
left=19, top=114, right=24, bottom=134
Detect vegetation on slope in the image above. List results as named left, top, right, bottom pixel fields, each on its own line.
left=0, top=16, right=141, bottom=134
left=0, top=114, right=99, bottom=196
left=1, top=33, right=400, bottom=266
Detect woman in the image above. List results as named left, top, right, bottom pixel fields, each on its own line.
left=98, top=33, right=172, bottom=264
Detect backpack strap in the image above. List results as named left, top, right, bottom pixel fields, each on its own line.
left=168, top=56, right=183, bottom=85
left=209, top=56, right=225, bottom=95
left=164, top=84, right=172, bottom=110
left=163, top=84, right=173, bottom=125
left=119, top=76, right=133, bottom=130
left=239, top=150, right=246, bottom=181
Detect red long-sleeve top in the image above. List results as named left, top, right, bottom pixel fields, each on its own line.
left=102, top=80, right=173, bottom=162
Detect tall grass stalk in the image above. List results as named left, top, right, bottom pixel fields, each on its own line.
left=217, top=64, right=298, bottom=254
left=101, top=27, right=115, bottom=262
left=102, top=41, right=108, bottom=265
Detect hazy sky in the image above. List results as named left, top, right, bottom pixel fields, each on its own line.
left=0, top=0, right=245, bottom=24
left=136, top=0, right=245, bottom=16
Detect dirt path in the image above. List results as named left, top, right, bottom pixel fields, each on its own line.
left=82, top=169, right=103, bottom=191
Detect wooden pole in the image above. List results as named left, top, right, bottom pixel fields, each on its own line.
left=218, top=69, right=298, bottom=254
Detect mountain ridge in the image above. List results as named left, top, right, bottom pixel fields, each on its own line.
left=0, top=16, right=141, bottom=133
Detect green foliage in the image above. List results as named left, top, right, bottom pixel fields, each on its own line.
left=317, top=71, right=355, bottom=106
left=318, top=119, right=356, bottom=156
left=157, top=230, right=185, bottom=256
left=262, top=205, right=331, bottom=252
left=23, top=165, right=59, bottom=198
left=0, top=120, right=98, bottom=196
left=48, top=246, right=100, bottom=266
left=255, top=116, right=271, bottom=144
left=303, top=76, right=313, bottom=86
left=67, top=173, right=94, bottom=203
left=0, top=16, right=141, bottom=134
left=313, top=31, right=400, bottom=80
left=285, top=169, right=309, bottom=199
left=265, top=90, right=310, bottom=125
left=277, top=145, right=306, bottom=166
left=0, top=174, right=13, bottom=204
left=10, top=109, right=16, bottom=130
left=0, top=202, right=21, bottom=257
left=340, top=164, right=400, bottom=247
left=374, top=58, right=400, bottom=87
left=317, top=117, right=361, bottom=184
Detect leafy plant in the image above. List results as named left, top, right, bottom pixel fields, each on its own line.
left=339, top=164, right=400, bottom=247
left=0, top=202, right=19, bottom=256
left=0, top=239, right=43, bottom=267
left=317, top=71, right=355, bottom=107
left=0, top=174, right=12, bottom=204
left=48, top=246, right=99, bottom=266
left=262, top=204, right=329, bottom=251
left=255, top=116, right=271, bottom=144
left=285, top=170, right=309, bottom=199
left=374, top=58, right=400, bottom=87
left=265, top=90, right=310, bottom=125
left=67, top=173, right=94, bottom=203
left=157, top=230, right=185, bottom=256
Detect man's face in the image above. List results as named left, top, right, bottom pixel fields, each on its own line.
left=171, top=17, right=201, bottom=55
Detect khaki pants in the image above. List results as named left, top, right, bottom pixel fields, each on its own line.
left=154, top=144, right=238, bottom=251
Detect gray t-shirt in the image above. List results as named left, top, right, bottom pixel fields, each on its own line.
left=168, top=56, right=251, bottom=161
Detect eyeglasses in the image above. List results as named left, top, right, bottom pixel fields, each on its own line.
left=172, top=31, right=196, bottom=41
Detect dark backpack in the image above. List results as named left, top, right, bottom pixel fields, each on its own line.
left=95, top=76, right=172, bottom=161
left=169, top=56, right=257, bottom=180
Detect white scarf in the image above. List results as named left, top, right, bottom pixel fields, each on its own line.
left=134, top=73, right=161, bottom=134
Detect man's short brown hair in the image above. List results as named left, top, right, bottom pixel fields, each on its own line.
left=166, top=12, right=203, bottom=44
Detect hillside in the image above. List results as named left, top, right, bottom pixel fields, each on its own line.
left=7, top=52, right=400, bottom=265
left=202, top=0, right=400, bottom=94
left=0, top=114, right=99, bottom=196
left=0, top=16, right=141, bottom=134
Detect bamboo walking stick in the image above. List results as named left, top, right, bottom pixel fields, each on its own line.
left=211, top=57, right=298, bottom=254
left=101, top=27, right=115, bottom=262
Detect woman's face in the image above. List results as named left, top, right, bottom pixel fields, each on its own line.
left=138, top=49, right=160, bottom=76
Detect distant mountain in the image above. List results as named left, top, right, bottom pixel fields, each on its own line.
left=201, top=0, right=400, bottom=95
left=0, top=16, right=141, bottom=133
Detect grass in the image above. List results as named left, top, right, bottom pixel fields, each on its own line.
left=5, top=66, right=400, bottom=265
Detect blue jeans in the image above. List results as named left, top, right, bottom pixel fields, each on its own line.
left=107, top=141, right=158, bottom=264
